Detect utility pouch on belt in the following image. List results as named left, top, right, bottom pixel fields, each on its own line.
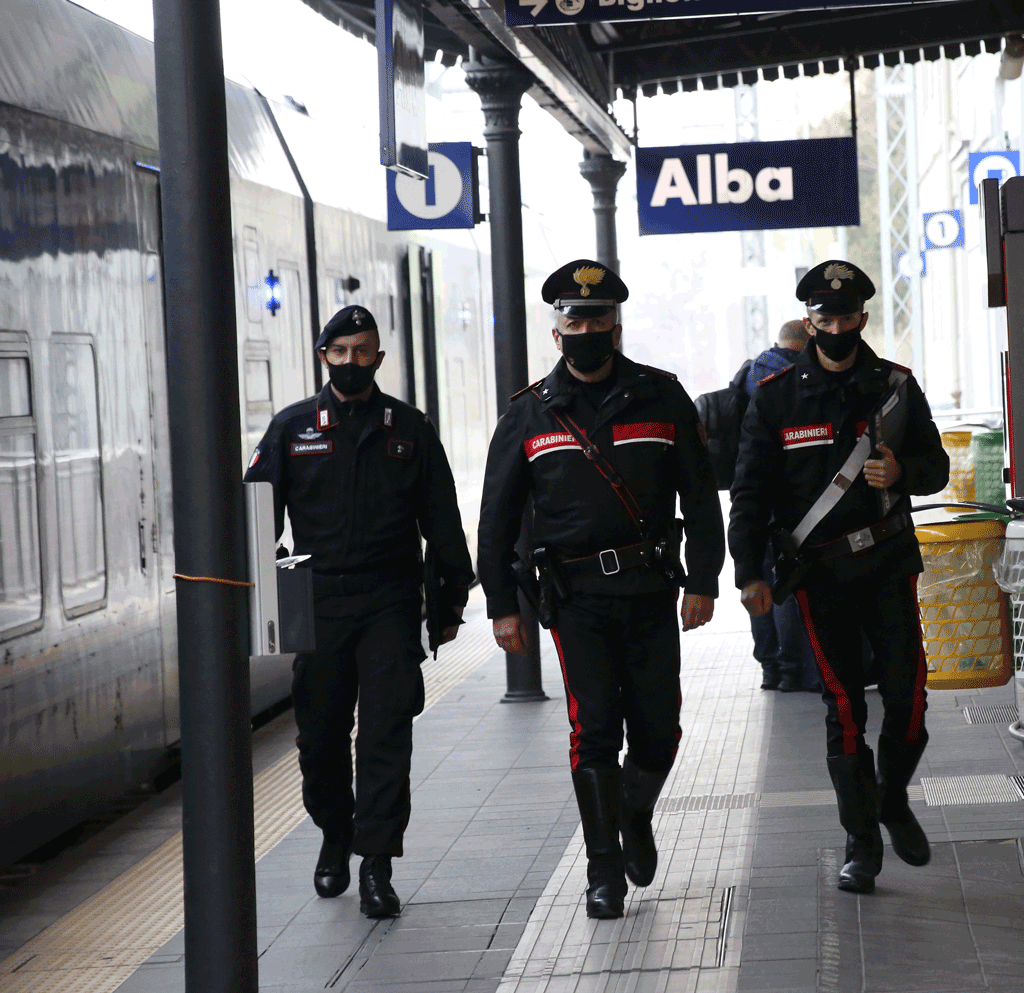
left=766, top=527, right=812, bottom=605
left=653, top=518, right=687, bottom=585
left=511, top=556, right=550, bottom=628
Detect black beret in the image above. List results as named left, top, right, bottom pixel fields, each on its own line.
left=796, top=260, right=875, bottom=316
left=541, top=259, right=628, bottom=317
left=315, top=306, right=378, bottom=350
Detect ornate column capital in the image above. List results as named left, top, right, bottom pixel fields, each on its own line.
left=464, top=57, right=535, bottom=140
left=579, top=153, right=627, bottom=211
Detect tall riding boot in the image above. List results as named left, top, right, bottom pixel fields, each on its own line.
left=572, top=766, right=628, bottom=919
left=621, top=758, right=670, bottom=887
left=827, top=750, right=884, bottom=894
left=877, top=735, right=930, bottom=866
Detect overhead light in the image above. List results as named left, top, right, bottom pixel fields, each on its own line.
left=999, top=35, right=1024, bottom=81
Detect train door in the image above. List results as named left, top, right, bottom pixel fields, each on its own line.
left=134, top=166, right=179, bottom=745
left=401, top=245, right=440, bottom=427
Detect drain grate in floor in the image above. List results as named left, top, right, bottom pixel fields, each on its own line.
left=962, top=703, right=1019, bottom=725
left=921, top=773, right=1024, bottom=806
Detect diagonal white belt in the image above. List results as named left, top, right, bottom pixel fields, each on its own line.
left=791, top=432, right=874, bottom=548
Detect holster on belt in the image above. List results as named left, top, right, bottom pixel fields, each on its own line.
left=511, top=549, right=568, bottom=629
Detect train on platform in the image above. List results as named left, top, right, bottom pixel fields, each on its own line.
left=0, top=0, right=539, bottom=865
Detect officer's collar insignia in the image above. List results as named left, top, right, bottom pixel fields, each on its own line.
left=316, top=404, right=338, bottom=430
left=823, top=263, right=855, bottom=289
left=383, top=407, right=393, bottom=428
left=573, top=265, right=605, bottom=298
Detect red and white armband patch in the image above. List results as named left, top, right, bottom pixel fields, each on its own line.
left=780, top=423, right=833, bottom=449
left=612, top=422, right=676, bottom=446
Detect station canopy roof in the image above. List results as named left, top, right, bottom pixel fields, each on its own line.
left=305, top=0, right=1022, bottom=156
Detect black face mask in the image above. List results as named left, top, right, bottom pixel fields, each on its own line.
left=814, top=326, right=861, bottom=362
left=327, top=360, right=377, bottom=395
left=559, top=329, right=616, bottom=373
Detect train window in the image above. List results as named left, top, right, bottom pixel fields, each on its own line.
left=244, top=344, right=273, bottom=433
left=49, top=341, right=107, bottom=615
left=0, top=355, right=43, bottom=636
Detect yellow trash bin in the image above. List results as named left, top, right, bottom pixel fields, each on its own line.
left=939, top=430, right=975, bottom=504
left=915, top=518, right=1013, bottom=689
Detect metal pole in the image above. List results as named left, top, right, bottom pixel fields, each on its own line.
left=465, top=54, right=547, bottom=703
left=579, top=151, right=627, bottom=272
left=1003, top=179, right=1024, bottom=497
left=152, top=2, right=258, bottom=990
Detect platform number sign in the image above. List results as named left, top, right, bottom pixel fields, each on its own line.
left=967, top=151, right=1019, bottom=205
left=386, top=142, right=479, bottom=230
left=923, top=210, right=964, bottom=251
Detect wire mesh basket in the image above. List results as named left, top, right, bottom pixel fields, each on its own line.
left=940, top=430, right=974, bottom=504
left=993, top=522, right=1024, bottom=739
left=916, top=519, right=1012, bottom=689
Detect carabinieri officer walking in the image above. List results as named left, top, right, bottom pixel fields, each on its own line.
left=244, top=305, right=474, bottom=917
left=729, top=261, right=949, bottom=895
left=478, top=260, right=725, bottom=919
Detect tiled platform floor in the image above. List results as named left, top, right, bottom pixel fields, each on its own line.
left=2, top=588, right=1023, bottom=993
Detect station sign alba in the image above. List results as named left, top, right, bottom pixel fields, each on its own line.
left=386, top=142, right=480, bottom=230
left=635, top=137, right=859, bottom=236
left=506, top=0, right=909, bottom=28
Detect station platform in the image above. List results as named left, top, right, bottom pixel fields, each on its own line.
left=2, top=584, right=1023, bottom=993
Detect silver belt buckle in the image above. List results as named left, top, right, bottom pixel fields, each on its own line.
left=847, top=527, right=875, bottom=552
left=599, top=549, right=620, bottom=575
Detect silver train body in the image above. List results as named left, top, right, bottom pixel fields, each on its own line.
left=0, top=0, right=501, bottom=863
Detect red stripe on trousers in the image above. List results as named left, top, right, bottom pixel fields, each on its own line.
left=795, top=588, right=859, bottom=756
left=906, top=574, right=928, bottom=743
left=551, top=628, right=583, bottom=771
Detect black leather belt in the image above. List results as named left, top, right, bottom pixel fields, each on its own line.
left=558, top=540, right=655, bottom=580
left=808, top=511, right=911, bottom=561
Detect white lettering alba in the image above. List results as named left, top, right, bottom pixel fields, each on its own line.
left=650, top=153, right=794, bottom=208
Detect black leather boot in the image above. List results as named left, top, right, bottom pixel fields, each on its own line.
left=827, top=750, right=883, bottom=894
left=621, top=758, right=669, bottom=887
left=877, top=736, right=930, bottom=867
left=314, top=835, right=353, bottom=898
left=572, top=766, right=628, bottom=919
left=359, top=856, right=401, bottom=918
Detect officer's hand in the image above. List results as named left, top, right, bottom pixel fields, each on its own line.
left=740, top=580, right=773, bottom=617
left=863, top=442, right=903, bottom=489
left=440, top=605, right=464, bottom=646
left=493, top=614, right=528, bottom=655
left=681, top=593, right=714, bottom=631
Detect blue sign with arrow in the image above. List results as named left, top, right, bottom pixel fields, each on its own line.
left=506, top=0, right=912, bottom=28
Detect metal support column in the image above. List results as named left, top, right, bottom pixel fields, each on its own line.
left=152, top=1, right=258, bottom=990
left=465, top=54, right=547, bottom=703
left=735, top=85, right=769, bottom=356
left=579, top=151, right=627, bottom=272
left=1004, top=178, right=1024, bottom=496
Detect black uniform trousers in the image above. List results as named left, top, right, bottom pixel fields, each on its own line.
left=291, top=591, right=426, bottom=857
left=550, top=590, right=681, bottom=773
left=795, top=569, right=928, bottom=759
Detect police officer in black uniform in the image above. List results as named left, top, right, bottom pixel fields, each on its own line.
left=244, top=305, right=474, bottom=917
left=729, top=261, right=949, bottom=895
left=478, top=260, right=726, bottom=919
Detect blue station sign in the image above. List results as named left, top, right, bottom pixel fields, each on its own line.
left=635, top=137, right=860, bottom=236
left=386, top=142, right=479, bottom=230
left=506, top=0, right=913, bottom=28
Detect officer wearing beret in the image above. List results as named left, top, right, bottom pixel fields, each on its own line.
left=244, top=305, right=474, bottom=916
left=729, top=261, right=949, bottom=895
left=478, top=260, right=726, bottom=918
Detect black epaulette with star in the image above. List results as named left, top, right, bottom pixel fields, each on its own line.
left=639, top=363, right=678, bottom=381
left=509, top=378, right=546, bottom=402
left=758, top=365, right=795, bottom=387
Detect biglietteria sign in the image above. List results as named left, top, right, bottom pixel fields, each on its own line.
left=636, top=137, right=859, bottom=236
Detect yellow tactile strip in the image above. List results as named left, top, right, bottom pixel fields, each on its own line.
left=0, top=607, right=499, bottom=993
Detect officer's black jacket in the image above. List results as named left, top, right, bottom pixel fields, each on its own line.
left=729, top=342, right=949, bottom=590
left=243, top=382, right=474, bottom=602
left=478, top=354, right=726, bottom=619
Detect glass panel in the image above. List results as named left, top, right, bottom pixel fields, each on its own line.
left=50, top=342, right=106, bottom=611
left=0, top=357, right=31, bottom=417
left=0, top=431, right=42, bottom=633
left=245, top=359, right=272, bottom=402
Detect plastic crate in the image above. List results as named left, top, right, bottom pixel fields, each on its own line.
left=915, top=518, right=1012, bottom=689
left=939, top=430, right=974, bottom=504
left=970, top=429, right=1005, bottom=507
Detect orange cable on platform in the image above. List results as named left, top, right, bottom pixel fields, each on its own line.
left=173, top=573, right=254, bottom=588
